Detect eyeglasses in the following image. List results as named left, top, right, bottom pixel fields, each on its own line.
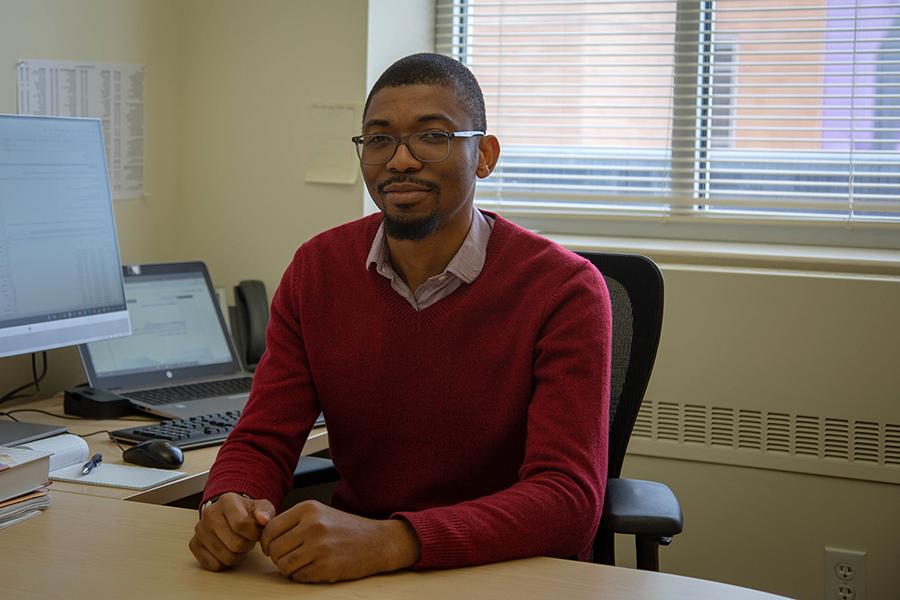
left=351, top=130, right=485, bottom=165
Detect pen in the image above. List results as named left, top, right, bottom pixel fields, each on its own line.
left=81, top=452, right=102, bottom=476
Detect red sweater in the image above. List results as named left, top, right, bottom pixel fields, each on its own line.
left=203, top=212, right=612, bottom=568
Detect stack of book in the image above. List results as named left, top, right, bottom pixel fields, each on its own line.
left=0, top=446, right=52, bottom=529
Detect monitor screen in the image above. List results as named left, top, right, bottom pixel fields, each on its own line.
left=0, top=114, right=131, bottom=358
left=86, top=273, right=234, bottom=378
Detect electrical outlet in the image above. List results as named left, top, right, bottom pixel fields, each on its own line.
left=825, top=547, right=866, bottom=600
left=836, top=584, right=855, bottom=600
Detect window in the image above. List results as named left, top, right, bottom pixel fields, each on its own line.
left=710, top=37, right=737, bottom=149
left=437, top=0, right=900, bottom=247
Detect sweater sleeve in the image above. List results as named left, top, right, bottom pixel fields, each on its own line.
left=394, top=263, right=612, bottom=568
left=202, top=253, right=320, bottom=509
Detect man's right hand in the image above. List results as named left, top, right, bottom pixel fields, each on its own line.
left=189, top=492, right=275, bottom=571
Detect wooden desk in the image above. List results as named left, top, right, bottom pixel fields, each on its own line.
left=0, top=492, right=789, bottom=600
left=6, top=395, right=328, bottom=505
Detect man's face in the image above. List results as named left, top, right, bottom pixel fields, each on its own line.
left=360, top=84, right=484, bottom=241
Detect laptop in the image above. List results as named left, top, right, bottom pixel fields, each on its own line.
left=78, top=262, right=253, bottom=419
left=0, top=421, right=68, bottom=446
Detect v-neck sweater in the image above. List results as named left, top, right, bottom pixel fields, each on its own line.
left=203, top=212, right=612, bottom=568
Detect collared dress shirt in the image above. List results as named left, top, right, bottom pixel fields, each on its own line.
left=365, top=208, right=494, bottom=311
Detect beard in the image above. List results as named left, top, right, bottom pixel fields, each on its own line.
left=376, top=175, right=442, bottom=240
left=382, top=209, right=441, bottom=241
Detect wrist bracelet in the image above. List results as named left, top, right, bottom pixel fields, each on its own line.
left=201, top=493, right=250, bottom=515
left=200, top=495, right=221, bottom=515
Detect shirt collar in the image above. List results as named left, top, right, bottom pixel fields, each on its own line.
left=443, top=208, right=492, bottom=284
left=365, top=208, right=493, bottom=284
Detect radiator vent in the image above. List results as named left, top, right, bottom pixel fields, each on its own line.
left=765, top=412, right=791, bottom=454
left=683, top=404, right=707, bottom=445
left=738, top=410, right=763, bottom=451
left=633, top=402, right=653, bottom=438
left=853, top=421, right=880, bottom=463
left=630, top=401, right=900, bottom=483
left=710, top=407, right=735, bottom=448
left=824, top=419, right=850, bottom=461
left=794, top=415, right=820, bottom=457
left=886, top=425, right=900, bottom=466
left=656, top=401, right=680, bottom=442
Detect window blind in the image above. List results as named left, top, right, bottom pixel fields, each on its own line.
left=436, top=0, right=900, bottom=225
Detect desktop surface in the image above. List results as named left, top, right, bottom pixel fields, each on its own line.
left=0, top=491, right=790, bottom=600
left=0, top=395, right=792, bottom=600
left=3, top=394, right=328, bottom=503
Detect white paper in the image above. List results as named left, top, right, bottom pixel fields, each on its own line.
left=50, top=463, right=185, bottom=490
left=0, top=509, right=42, bottom=530
left=18, top=434, right=89, bottom=473
left=304, top=102, right=360, bottom=185
left=16, top=59, right=145, bottom=200
left=0, top=490, right=51, bottom=523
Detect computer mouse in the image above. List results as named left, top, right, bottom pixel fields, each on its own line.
left=122, top=440, right=184, bottom=469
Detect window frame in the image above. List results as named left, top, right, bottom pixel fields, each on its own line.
left=437, top=0, right=900, bottom=253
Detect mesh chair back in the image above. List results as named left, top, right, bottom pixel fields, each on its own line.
left=577, top=253, right=664, bottom=479
left=604, top=277, right=633, bottom=431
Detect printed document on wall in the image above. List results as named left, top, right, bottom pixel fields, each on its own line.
left=16, top=59, right=145, bottom=200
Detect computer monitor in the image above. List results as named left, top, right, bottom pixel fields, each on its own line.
left=0, top=114, right=131, bottom=358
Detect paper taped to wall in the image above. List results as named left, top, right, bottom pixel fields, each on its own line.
left=304, top=102, right=360, bottom=185
left=16, top=59, right=145, bottom=200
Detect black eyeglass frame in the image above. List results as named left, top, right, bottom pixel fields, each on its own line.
left=351, top=130, right=485, bottom=165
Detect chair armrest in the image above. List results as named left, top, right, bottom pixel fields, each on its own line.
left=600, top=478, right=683, bottom=538
left=292, top=456, right=341, bottom=488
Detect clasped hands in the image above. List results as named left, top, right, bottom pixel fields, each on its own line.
left=189, top=493, right=421, bottom=583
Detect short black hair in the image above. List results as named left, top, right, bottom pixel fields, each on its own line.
left=364, top=53, right=487, bottom=132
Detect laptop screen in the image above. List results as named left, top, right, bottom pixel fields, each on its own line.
left=79, top=262, right=243, bottom=390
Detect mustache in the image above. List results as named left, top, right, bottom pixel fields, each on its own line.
left=377, top=176, right=438, bottom=194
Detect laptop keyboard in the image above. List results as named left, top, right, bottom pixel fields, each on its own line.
left=124, top=377, right=253, bottom=405
left=110, top=410, right=326, bottom=449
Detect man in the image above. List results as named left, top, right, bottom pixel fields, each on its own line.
left=189, top=53, right=612, bottom=583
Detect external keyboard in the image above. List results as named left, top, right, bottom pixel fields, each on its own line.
left=110, top=410, right=325, bottom=449
left=111, top=410, right=243, bottom=449
left=123, top=377, right=253, bottom=406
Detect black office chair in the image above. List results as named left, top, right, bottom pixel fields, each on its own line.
left=230, top=280, right=270, bottom=372
left=578, top=251, right=683, bottom=572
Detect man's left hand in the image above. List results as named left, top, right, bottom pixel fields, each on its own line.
left=259, top=500, right=421, bottom=583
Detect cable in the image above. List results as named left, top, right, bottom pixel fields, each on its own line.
left=0, top=351, right=49, bottom=405
left=0, top=408, right=87, bottom=422
left=80, top=430, right=127, bottom=451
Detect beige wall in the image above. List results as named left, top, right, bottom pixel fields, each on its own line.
left=0, top=0, right=369, bottom=395
left=0, top=0, right=183, bottom=393
left=1, top=3, right=898, bottom=600
left=176, top=0, right=368, bottom=297
left=622, top=453, right=900, bottom=599
left=0, top=0, right=183, bottom=264
left=609, top=260, right=900, bottom=600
